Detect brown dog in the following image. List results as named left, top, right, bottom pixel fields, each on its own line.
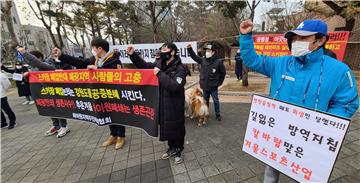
left=185, top=87, right=209, bottom=126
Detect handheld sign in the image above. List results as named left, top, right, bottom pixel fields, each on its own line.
left=12, top=73, right=23, bottom=81
left=242, top=95, right=350, bottom=182
left=29, top=69, right=159, bottom=137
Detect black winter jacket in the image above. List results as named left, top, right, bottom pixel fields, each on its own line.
left=129, top=53, right=188, bottom=141
left=187, top=48, right=226, bottom=91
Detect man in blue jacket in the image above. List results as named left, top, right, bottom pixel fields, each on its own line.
left=239, top=19, right=359, bottom=182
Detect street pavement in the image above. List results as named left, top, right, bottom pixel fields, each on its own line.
left=1, top=86, right=360, bottom=183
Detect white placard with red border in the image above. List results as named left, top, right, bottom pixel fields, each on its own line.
left=242, top=95, right=350, bottom=182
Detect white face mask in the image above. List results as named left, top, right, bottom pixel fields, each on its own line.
left=291, top=41, right=312, bottom=57
left=91, top=49, right=98, bottom=57
left=205, top=52, right=213, bottom=58
left=15, top=66, right=22, bottom=69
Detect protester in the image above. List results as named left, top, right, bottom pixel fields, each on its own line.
left=51, top=38, right=126, bottom=149
left=127, top=43, right=189, bottom=164
left=239, top=19, right=359, bottom=183
left=1, top=62, right=34, bottom=105
left=0, top=67, right=16, bottom=129
left=16, top=49, right=71, bottom=138
left=187, top=42, right=226, bottom=121
left=235, top=49, right=243, bottom=82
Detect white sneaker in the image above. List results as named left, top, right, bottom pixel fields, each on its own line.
left=22, top=101, right=29, bottom=105
left=28, top=101, right=35, bottom=105
left=175, top=155, right=182, bottom=164
left=175, top=149, right=182, bottom=164
left=56, top=127, right=70, bottom=138
left=45, top=126, right=58, bottom=136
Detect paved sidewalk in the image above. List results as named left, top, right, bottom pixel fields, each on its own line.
left=1, top=89, right=360, bottom=183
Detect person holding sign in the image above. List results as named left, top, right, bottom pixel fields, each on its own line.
left=239, top=19, right=359, bottom=183
left=50, top=38, right=126, bottom=150
left=1, top=62, right=34, bottom=105
left=187, top=42, right=226, bottom=121
left=17, top=49, right=71, bottom=138
left=127, top=43, right=189, bottom=164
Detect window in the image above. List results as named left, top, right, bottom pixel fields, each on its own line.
left=12, top=16, right=17, bottom=24
left=262, top=21, right=266, bottom=31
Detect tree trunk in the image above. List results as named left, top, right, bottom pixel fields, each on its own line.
left=1, top=1, right=19, bottom=64
left=95, top=19, right=102, bottom=38
left=56, top=24, right=64, bottom=49
left=107, top=16, right=115, bottom=45
left=242, top=1, right=257, bottom=87
left=89, top=18, right=96, bottom=38
left=345, top=18, right=355, bottom=31
left=1, top=1, right=19, bottom=47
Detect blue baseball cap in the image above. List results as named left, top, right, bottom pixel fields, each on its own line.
left=285, top=20, right=328, bottom=39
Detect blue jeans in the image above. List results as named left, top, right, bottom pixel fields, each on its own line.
left=203, top=89, right=220, bottom=116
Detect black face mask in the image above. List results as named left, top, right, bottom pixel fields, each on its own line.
left=159, top=51, right=172, bottom=63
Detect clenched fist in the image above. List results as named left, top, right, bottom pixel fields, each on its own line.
left=126, top=46, right=135, bottom=56
left=52, top=47, right=62, bottom=58
left=17, top=47, right=26, bottom=54
left=239, top=20, right=254, bottom=35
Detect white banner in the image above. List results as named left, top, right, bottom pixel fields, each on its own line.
left=110, top=42, right=197, bottom=64
left=242, top=95, right=350, bottom=182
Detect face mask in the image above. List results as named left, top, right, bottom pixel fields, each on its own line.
left=160, top=51, right=172, bottom=62
left=291, top=41, right=312, bottom=57
left=205, top=51, right=213, bottom=58
left=15, top=66, right=22, bottom=69
left=23, top=64, right=29, bottom=67
left=91, top=49, right=98, bottom=57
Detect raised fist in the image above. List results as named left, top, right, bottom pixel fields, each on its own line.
left=239, top=20, right=254, bottom=35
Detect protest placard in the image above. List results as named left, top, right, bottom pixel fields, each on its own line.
left=29, top=69, right=159, bottom=137
left=242, top=95, right=350, bottom=182
left=252, top=31, right=349, bottom=61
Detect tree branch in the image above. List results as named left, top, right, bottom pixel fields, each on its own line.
left=133, top=3, right=151, bottom=17
left=27, top=0, right=42, bottom=21
left=322, top=0, right=344, bottom=15
left=155, top=7, right=171, bottom=29
left=254, top=0, right=261, bottom=9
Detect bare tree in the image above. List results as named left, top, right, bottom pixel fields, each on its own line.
left=1, top=1, right=19, bottom=63
left=27, top=0, right=65, bottom=48
left=132, top=1, right=172, bottom=43
left=242, top=0, right=261, bottom=86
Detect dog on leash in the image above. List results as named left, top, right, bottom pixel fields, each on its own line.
left=185, top=87, right=209, bottom=126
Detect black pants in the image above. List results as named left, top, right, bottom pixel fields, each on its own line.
left=1, top=97, right=16, bottom=126
left=51, top=118, right=67, bottom=129
left=168, top=138, right=184, bottom=152
left=109, top=125, right=125, bottom=137
left=236, top=74, right=242, bottom=80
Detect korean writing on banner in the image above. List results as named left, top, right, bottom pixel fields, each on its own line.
left=29, top=69, right=159, bottom=137
left=110, top=42, right=197, bottom=64
left=253, top=31, right=349, bottom=61
left=242, top=95, right=350, bottom=182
